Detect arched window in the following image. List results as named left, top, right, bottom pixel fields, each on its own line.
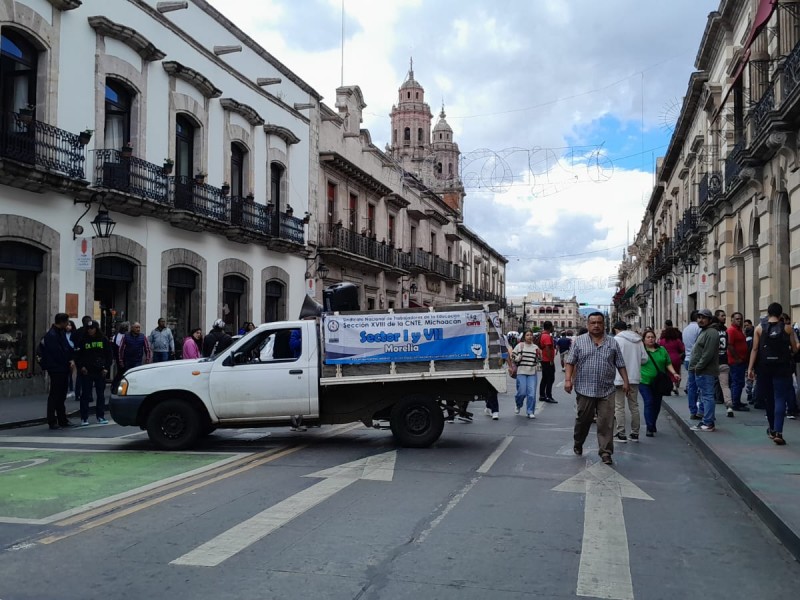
left=231, top=142, right=245, bottom=198
left=223, top=274, right=247, bottom=333
left=104, top=79, right=132, bottom=150
left=417, top=128, right=423, bottom=142
left=264, top=280, right=285, bottom=323
left=1, top=29, right=38, bottom=115
left=403, top=127, right=410, bottom=144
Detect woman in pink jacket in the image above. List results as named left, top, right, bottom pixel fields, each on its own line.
left=182, top=327, right=203, bottom=360
left=659, top=322, right=685, bottom=395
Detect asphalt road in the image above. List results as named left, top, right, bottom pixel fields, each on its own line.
left=0, top=370, right=797, bottom=600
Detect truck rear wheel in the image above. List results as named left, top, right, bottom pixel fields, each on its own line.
left=390, top=395, right=444, bottom=448
left=146, top=399, right=201, bottom=450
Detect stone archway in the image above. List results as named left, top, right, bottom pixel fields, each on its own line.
left=162, top=248, right=207, bottom=333
left=84, top=234, right=147, bottom=326
left=261, top=265, right=289, bottom=322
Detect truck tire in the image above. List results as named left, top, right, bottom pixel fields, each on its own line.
left=146, top=399, right=201, bottom=450
left=390, top=395, right=445, bottom=448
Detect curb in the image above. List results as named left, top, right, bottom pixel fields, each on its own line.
left=0, top=407, right=81, bottom=431
left=662, top=400, right=800, bottom=562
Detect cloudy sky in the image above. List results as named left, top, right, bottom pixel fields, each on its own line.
left=207, top=0, right=717, bottom=306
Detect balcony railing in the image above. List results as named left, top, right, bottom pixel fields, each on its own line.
left=230, top=195, right=273, bottom=235
left=318, top=224, right=405, bottom=270
left=0, top=112, right=86, bottom=179
left=784, top=38, right=800, bottom=100
left=724, top=140, right=745, bottom=192
left=92, top=149, right=169, bottom=203
left=278, top=212, right=305, bottom=245
left=751, top=81, right=776, bottom=139
left=411, top=248, right=433, bottom=271
left=170, top=176, right=227, bottom=221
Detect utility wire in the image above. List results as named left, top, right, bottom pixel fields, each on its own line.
left=504, top=243, right=627, bottom=261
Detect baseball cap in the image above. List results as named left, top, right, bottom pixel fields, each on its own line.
left=697, top=309, right=713, bottom=319
left=213, top=319, right=226, bottom=329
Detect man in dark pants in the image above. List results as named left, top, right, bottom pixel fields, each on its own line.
left=72, top=315, right=93, bottom=404
left=75, top=320, right=112, bottom=425
left=40, top=313, right=75, bottom=430
left=539, top=321, right=557, bottom=403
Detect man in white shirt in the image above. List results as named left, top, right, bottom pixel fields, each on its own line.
left=612, top=322, right=648, bottom=442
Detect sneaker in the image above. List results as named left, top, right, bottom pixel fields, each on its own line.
left=492, top=412, right=499, bottom=420
left=787, top=413, right=798, bottom=420
left=614, top=433, right=628, bottom=443
left=629, top=433, right=639, bottom=442
left=66, top=391, right=75, bottom=400
left=97, top=418, right=109, bottom=424
left=690, top=414, right=702, bottom=420
left=573, top=444, right=583, bottom=456
left=457, top=415, right=473, bottom=423
left=445, top=417, right=455, bottom=423
left=690, top=423, right=702, bottom=431
left=700, top=424, right=715, bottom=432
left=645, top=431, right=655, bottom=438
left=484, top=407, right=492, bottom=416
left=773, top=432, right=786, bottom=445
left=601, top=454, right=613, bottom=465
left=527, top=413, right=536, bottom=419
left=514, top=407, right=521, bottom=415
left=80, top=420, right=89, bottom=426
left=727, top=408, right=734, bottom=418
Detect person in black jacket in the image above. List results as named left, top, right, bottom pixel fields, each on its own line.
left=75, top=321, right=112, bottom=425
left=40, top=313, right=75, bottom=429
left=203, top=319, right=233, bottom=357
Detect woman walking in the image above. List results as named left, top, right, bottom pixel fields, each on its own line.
left=659, top=324, right=685, bottom=395
left=182, top=327, right=203, bottom=360
left=640, top=330, right=681, bottom=436
left=512, top=330, right=542, bottom=418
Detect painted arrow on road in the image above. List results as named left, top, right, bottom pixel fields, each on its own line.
left=553, top=462, right=653, bottom=600
left=171, top=450, right=397, bottom=567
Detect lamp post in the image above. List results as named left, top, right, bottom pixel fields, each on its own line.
left=72, top=193, right=116, bottom=240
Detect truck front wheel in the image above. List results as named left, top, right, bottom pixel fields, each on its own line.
left=146, top=399, right=201, bottom=450
left=390, top=395, right=444, bottom=448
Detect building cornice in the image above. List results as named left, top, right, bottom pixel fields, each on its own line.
left=88, top=16, right=166, bottom=62
left=47, top=0, right=82, bottom=9
left=456, top=223, right=508, bottom=264
left=264, top=124, right=301, bottom=145
left=162, top=61, right=222, bottom=98
left=219, top=98, right=264, bottom=126
left=319, top=152, right=392, bottom=196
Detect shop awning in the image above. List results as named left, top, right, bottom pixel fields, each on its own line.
left=712, top=0, right=777, bottom=123
left=621, top=285, right=637, bottom=300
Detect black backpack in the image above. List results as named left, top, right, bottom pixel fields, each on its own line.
left=760, top=321, right=791, bottom=366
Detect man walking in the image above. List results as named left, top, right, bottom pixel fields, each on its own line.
left=747, top=302, right=798, bottom=445
left=75, top=320, right=112, bottom=425
left=565, top=312, right=630, bottom=465
left=148, top=318, right=175, bottom=363
left=727, top=312, right=750, bottom=413
left=683, top=310, right=701, bottom=419
left=538, top=321, right=557, bottom=403
left=714, top=310, right=735, bottom=417
left=556, top=333, right=572, bottom=372
left=611, top=321, right=648, bottom=442
left=688, top=309, right=719, bottom=432
left=40, top=313, right=75, bottom=430
left=118, top=322, right=151, bottom=374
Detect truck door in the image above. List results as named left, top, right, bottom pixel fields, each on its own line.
left=208, top=325, right=311, bottom=419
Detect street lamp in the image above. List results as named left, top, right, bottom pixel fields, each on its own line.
left=73, top=193, right=116, bottom=240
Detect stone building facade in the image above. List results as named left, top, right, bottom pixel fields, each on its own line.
left=615, top=0, right=800, bottom=329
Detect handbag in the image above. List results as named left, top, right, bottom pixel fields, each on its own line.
left=506, top=351, right=518, bottom=379
left=648, top=350, right=673, bottom=397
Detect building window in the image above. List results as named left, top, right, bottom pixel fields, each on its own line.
left=0, top=29, right=38, bottom=115
left=410, top=225, right=417, bottom=250
left=327, top=182, right=337, bottom=224
left=388, top=214, right=396, bottom=246
left=349, top=193, right=358, bottom=231
left=367, top=203, right=375, bottom=235
left=403, top=127, right=410, bottom=144
left=104, top=79, right=132, bottom=150
left=230, top=143, right=246, bottom=198
left=417, top=128, right=423, bottom=143
left=430, top=232, right=436, bottom=255
left=222, top=274, right=247, bottom=334
left=367, top=297, right=375, bottom=310
left=174, top=114, right=197, bottom=210
left=270, top=162, right=285, bottom=211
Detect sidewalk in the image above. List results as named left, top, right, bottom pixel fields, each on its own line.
left=1, top=392, right=81, bottom=429
left=661, top=393, right=800, bottom=561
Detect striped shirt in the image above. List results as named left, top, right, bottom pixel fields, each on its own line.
left=512, top=342, right=541, bottom=375
left=566, top=333, right=626, bottom=397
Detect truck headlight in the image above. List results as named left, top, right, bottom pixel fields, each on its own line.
left=117, top=378, right=128, bottom=396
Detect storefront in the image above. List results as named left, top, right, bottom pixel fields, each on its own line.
left=94, top=256, right=135, bottom=339
left=0, top=241, right=42, bottom=380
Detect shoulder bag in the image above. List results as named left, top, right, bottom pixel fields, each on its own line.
left=648, top=349, right=674, bottom=397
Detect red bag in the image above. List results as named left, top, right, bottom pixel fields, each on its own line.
left=506, top=353, right=517, bottom=379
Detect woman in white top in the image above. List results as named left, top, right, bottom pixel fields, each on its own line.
left=513, top=330, right=542, bottom=418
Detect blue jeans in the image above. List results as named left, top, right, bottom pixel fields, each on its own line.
left=639, top=382, right=661, bottom=433
left=757, top=371, right=793, bottom=433
left=515, top=373, right=538, bottom=415
left=685, top=360, right=698, bottom=415
left=695, top=374, right=718, bottom=426
left=729, top=362, right=746, bottom=408
left=153, top=351, right=170, bottom=363
left=80, top=371, right=106, bottom=421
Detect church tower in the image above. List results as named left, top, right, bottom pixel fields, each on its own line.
left=388, top=61, right=464, bottom=216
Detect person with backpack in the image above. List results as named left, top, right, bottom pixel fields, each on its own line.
left=748, top=303, right=799, bottom=445
left=74, top=320, right=112, bottom=425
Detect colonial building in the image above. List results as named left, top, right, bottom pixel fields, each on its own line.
left=508, top=292, right=585, bottom=333
left=0, top=0, right=317, bottom=394
left=614, top=0, right=800, bottom=329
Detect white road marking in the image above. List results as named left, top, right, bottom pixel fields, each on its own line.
left=553, top=461, right=653, bottom=600
left=171, top=451, right=397, bottom=567
left=477, top=436, right=513, bottom=474
left=415, top=476, right=480, bottom=545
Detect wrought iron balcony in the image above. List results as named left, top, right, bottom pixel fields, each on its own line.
left=92, top=149, right=169, bottom=204
left=318, top=224, right=406, bottom=271
left=0, top=111, right=86, bottom=179
left=784, top=38, right=800, bottom=100
left=169, top=175, right=227, bottom=222
left=750, top=81, right=776, bottom=139
left=724, top=140, right=745, bottom=192
left=229, top=195, right=273, bottom=235
left=462, top=283, right=475, bottom=300
left=410, top=248, right=433, bottom=272
left=698, top=171, right=722, bottom=206
left=278, top=212, right=305, bottom=245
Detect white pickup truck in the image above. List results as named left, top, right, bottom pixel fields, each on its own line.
left=110, top=303, right=507, bottom=450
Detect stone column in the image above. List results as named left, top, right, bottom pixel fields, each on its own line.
left=779, top=0, right=800, bottom=56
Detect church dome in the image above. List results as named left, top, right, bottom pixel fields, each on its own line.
left=433, top=108, right=452, bottom=133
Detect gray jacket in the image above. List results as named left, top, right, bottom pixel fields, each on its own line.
left=148, top=327, right=175, bottom=353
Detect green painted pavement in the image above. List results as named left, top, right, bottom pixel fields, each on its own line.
left=0, top=448, right=234, bottom=521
